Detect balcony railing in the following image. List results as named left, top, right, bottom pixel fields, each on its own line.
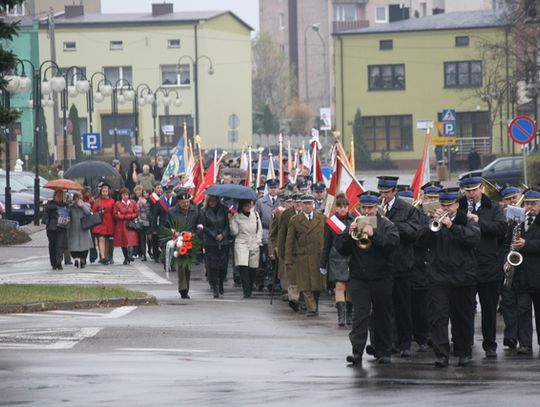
left=332, top=20, right=369, bottom=33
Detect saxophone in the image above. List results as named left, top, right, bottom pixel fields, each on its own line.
left=504, top=222, right=524, bottom=288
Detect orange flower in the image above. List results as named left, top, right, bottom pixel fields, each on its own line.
left=179, top=246, right=188, bottom=255
left=184, top=241, right=193, bottom=250
left=182, top=232, right=192, bottom=241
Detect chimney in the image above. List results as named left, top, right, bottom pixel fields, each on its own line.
left=65, top=5, right=84, bottom=18
left=152, top=3, right=174, bottom=16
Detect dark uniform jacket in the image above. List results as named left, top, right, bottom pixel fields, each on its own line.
left=412, top=209, right=429, bottom=290
left=335, top=214, right=400, bottom=281
left=277, top=208, right=297, bottom=258
left=417, top=210, right=481, bottom=287
left=386, top=197, right=421, bottom=277
left=166, top=203, right=200, bottom=232
left=458, top=194, right=506, bottom=282
left=150, top=196, right=177, bottom=234
left=199, top=204, right=230, bottom=247
left=514, top=215, right=540, bottom=293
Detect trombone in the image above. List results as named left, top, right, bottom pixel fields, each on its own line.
left=429, top=210, right=449, bottom=232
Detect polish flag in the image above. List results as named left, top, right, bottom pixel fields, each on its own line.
left=326, top=215, right=347, bottom=234
left=193, top=159, right=219, bottom=204
left=149, top=192, right=160, bottom=204
left=411, top=128, right=431, bottom=200
left=337, top=156, right=363, bottom=210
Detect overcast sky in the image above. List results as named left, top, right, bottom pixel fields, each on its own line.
left=101, top=0, right=260, bottom=32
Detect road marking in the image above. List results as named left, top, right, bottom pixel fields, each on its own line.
left=0, top=327, right=102, bottom=350
left=116, top=347, right=210, bottom=353
left=0, top=255, right=48, bottom=265
left=132, top=261, right=172, bottom=284
left=0, top=306, right=137, bottom=320
left=103, top=306, right=137, bottom=319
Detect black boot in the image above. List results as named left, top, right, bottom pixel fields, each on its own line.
left=240, top=266, right=252, bottom=298
left=218, top=280, right=224, bottom=295
left=346, top=302, right=353, bottom=325
left=122, top=248, right=129, bottom=265
left=212, top=285, right=219, bottom=298
left=336, top=302, right=346, bottom=327
left=127, top=246, right=135, bottom=262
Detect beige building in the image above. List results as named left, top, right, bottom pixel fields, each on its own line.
left=38, top=3, right=253, bottom=161
left=2, top=0, right=101, bottom=17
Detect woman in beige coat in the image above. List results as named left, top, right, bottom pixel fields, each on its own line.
left=230, top=199, right=263, bottom=298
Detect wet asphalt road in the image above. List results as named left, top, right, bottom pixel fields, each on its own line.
left=2, top=257, right=540, bottom=406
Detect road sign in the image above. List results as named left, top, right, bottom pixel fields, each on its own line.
left=108, top=128, right=133, bottom=136
left=416, top=120, right=434, bottom=131
left=82, top=132, right=101, bottom=151
left=228, top=130, right=239, bottom=143
left=431, top=137, right=456, bottom=146
left=508, top=116, right=537, bottom=145
left=320, top=107, right=331, bottom=131
left=442, top=108, right=456, bottom=136
left=228, top=114, right=240, bottom=130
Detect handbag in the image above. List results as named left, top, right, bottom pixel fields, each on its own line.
left=81, top=212, right=102, bottom=231
left=56, top=206, right=71, bottom=229
left=128, top=218, right=143, bottom=231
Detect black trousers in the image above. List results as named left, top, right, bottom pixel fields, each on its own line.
left=137, top=227, right=148, bottom=257
left=349, top=278, right=393, bottom=358
left=393, top=275, right=413, bottom=350
left=475, top=281, right=500, bottom=351
left=411, top=288, right=429, bottom=345
left=429, top=285, right=476, bottom=358
left=239, top=266, right=255, bottom=297
left=206, top=245, right=229, bottom=287
left=517, top=291, right=540, bottom=349
left=47, top=229, right=66, bottom=267
left=500, top=284, right=519, bottom=343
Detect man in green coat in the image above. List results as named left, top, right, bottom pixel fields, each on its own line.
left=285, top=194, right=326, bottom=316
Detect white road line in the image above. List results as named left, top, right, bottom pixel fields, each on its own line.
left=132, top=261, right=172, bottom=284
left=0, top=255, right=48, bottom=265
left=103, top=306, right=137, bottom=319
left=116, top=348, right=210, bottom=353
left=1, top=306, right=137, bottom=320
left=0, top=327, right=102, bottom=350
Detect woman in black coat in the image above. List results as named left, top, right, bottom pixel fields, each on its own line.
left=125, top=160, right=141, bottom=193
left=199, top=195, right=231, bottom=298
left=44, top=189, right=69, bottom=270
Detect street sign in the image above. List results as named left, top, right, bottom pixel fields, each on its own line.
left=442, top=108, right=456, bottom=136
left=82, top=132, right=101, bottom=151
left=320, top=107, right=331, bottom=131
left=508, top=115, right=537, bottom=145
left=431, top=137, right=456, bottom=146
left=416, top=120, right=434, bottom=131
left=228, top=113, right=240, bottom=130
left=108, top=128, right=133, bottom=137
left=132, top=144, right=142, bottom=157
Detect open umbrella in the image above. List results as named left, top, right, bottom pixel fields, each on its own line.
left=64, top=160, right=118, bottom=179
left=44, top=179, right=84, bottom=190
left=205, top=184, right=258, bottom=201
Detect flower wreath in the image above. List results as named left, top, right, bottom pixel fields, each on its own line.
left=160, top=222, right=201, bottom=270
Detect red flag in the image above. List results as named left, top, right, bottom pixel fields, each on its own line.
left=411, top=129, right=431, bottom=200
left=337, top=157, right=363, bottom=210
left=191, top=161, right=203, bottom=192
left=326, top=214, right=347, bottom=234
left=193, top=159, right=219, bottom=204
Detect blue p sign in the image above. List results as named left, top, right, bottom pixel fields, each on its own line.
left=82, top=132, right=101, bottom=151
left=443, top=122, right=455, bottom=136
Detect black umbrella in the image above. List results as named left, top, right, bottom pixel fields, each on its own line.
left=64, top=160, right=122, bottom=191
left=205, top=184, right=258, bottom=201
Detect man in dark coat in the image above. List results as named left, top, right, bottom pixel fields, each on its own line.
left=336, top=191, right=400, bottom=365
left=459, top=175, right=506, bottom=358
left=377, top=176, right=421, bottom=357
left=418, top=187, right=481, bottom=367
left=150, top=184, right=175, bottom=262
left=512, top=189, right=540, bottom=354
left=166, top=190, right=200, bottom=299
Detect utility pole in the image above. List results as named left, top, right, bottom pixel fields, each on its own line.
left=48, top=8, right=61, bottom=165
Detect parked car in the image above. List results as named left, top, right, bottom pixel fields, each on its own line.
left=8, top=171, right=53, bottom=200
left=459, top=156, right=524, bottom=187
left=0, top=176, right=48, bottom=208
left=0, top=193, right=38, bottom=225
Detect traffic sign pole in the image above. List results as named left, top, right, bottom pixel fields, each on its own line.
left=508, top=116, right=536, bottom=186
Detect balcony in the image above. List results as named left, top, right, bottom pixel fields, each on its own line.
left=332, top=19, right=369, bottom=33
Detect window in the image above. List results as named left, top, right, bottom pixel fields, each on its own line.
left=110, top=41, right=123, bottom=50
left=444, top=61, right=482, bottom=88
left=455, top=36, right=470, bottom=47
left=161, top=64, right=190, bottom=86
left=59, top=67, right=87, bottom=86
left=63, top=41, right=76, bottom=52
left=334, top=4, right=357, bottom=21
left=375, top=6, right=388, bottom=23
left=2, top=3, right=24, bottom=15
left=168, top=39, right=181, bottom=48
left=368, top=64, right=405, bottom=90
left=279, top=13, right=285, bottom=29
left=363, top=115, right=413, bottom=152
left=103, top=66, right=133, bottom=87
left=379, top=40, right=393, bottom=50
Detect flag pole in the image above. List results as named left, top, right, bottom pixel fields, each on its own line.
left=350, top=139, right=355, bottom=174
left=247, top=145, right=252, bottom=188
left=256, top=147, right=263, bottom=188
left=278, top=133, right=283, bottom=187
left=195, top=134, right=204, bottom=178
left=287, top=140, right=292, bottom=176
left=183, top=120, right=189, bottom=171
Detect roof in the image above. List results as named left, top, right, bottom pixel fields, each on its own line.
left=336, top=10, right=509, bottom=35
left=39, top=10, right=254, bottom=31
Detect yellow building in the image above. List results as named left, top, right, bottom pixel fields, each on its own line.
left=38, top=3, right=252, bottom=161
left=334, top=10, right=511, bottom=169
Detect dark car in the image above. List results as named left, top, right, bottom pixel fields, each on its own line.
left=0, top=193, right=38, bottom=225
left=9, top=171, right=53, bottom=200
left=459, top=156, right=524, bottom=187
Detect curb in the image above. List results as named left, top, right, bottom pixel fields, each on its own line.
left=0, top=295, right=157, bottom=314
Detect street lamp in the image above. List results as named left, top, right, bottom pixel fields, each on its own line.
left=150, top=87, right=182, bottom=162
left=111, top=78, right=134, bottom=160
left=177, top=55, right=214, bottom=136
left=133, top=83, right=153, bottom=150
left=311, top=23, right=330, bottom=108
left=87, top=72, right=112, bottom=140
left=303, top=23, right=321, bottom=105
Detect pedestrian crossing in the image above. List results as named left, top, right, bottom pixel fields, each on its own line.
left=0, top=306, right=137, bottom=323
left=0, top=327, right=103, bottom=349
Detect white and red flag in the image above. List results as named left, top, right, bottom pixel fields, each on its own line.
left=411, top=128, right=431, bottom=200
left=326, top=214, right=347, bottom=234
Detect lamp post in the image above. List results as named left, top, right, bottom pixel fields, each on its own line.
left=311, top=23, right=329, bottom=108
left=303, top=23, right=321, bottom=105
left=176, top=55, right=214, bottom=136
left=87, top=72, right=113, bottom=151
left=149, top=87, right=182, bottom=162
left=111, top=78, right=134, bottom=160
left=133, top=83, right=153, bottom=150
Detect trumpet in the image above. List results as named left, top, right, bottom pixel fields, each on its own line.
left=349, top=215, right=376, bottom=249
left=378, top=198, right=388, bottom=217
left=429, top=210, right=449, bottom=232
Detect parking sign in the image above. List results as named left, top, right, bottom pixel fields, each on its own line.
left=82, top=132, right=101, bottom=151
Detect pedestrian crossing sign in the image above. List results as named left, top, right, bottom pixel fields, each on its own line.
left=442, top=109, right=456, bottom=122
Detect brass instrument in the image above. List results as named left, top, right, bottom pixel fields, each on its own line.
left=378, top=197, right=388, bottom=217
left=467, top=199, right=475, bottom=214
left=429, top=210, right=449, bottom=232
left=349, top=215, right=377, bottom=249
left=504, top=221, right=525, bottom=287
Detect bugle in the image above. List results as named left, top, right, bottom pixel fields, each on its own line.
left=349, top=215, right=377, bottom=249
left=429, top=210, right=449, bottom=232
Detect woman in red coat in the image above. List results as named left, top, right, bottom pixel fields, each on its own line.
left=92, top=183, right=116, bottom=265
left=113, top=187, right=140, bottom=265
